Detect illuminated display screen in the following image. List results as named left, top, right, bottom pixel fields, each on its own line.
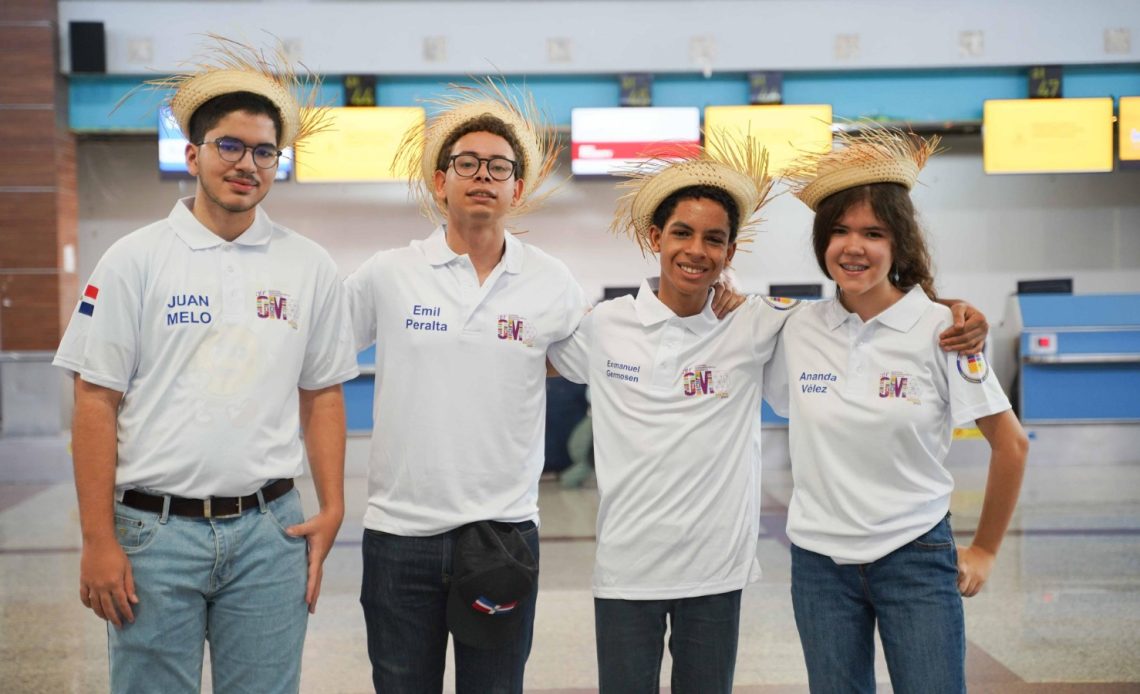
left=1119, top=96, right=1140, bottom=162
left=295, top=107, right=424, bottom=183
left=570, top=107, right=701, bottom=176
left=983, top=98, right=1114, bottom=174
left=703, top=104, right=833, bottom=173
left=158, top=105, right=293, bottom=181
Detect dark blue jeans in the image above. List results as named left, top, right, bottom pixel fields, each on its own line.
left=360, top=522, right=539, bottom=694
left=790, top=516, right=966, bottom=694
left=594, top=589, right=742, bottom=694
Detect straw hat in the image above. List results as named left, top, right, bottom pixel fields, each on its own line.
left=147, top=34, right=329, bottom=149
left=395, top=78, right=561, bottom=222
left=612, top=131, right=773, bottom=255
left=785, top=126, right=940, bottom=211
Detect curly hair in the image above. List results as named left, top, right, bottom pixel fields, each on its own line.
left=811, top=183, right=937, bottom=300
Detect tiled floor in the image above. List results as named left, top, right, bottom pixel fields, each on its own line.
left=2, top=437, right=1138, bottom=693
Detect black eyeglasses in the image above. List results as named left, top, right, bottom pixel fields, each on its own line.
left=197, top=137, right=282, bottom=169
left=448, top=154, right=517, bottom=182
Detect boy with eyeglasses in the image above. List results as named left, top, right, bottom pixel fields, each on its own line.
left=345, top=83, right=589, bottom=693
left=53, top=37, right=358, bottom=693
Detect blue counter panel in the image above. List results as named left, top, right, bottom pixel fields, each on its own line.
left=1021, top=362, right=1140, bottom=422
left=1019, top=294, right=1140, bottom=329
left=344, top=374, right=375, bottom=433
left=70, top=66, right=1140, bottom=132
left=1020, top=329, right=1140, bottom=355
left=761, top=399, right=787, bottom=425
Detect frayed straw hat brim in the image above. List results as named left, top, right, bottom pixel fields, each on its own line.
left=171, top=70, right=300, bottom=146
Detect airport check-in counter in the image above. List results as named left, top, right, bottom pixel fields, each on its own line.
left=995, top=292, right=1140, bottom=464
left=1012, top=293, right=1140, bottom=422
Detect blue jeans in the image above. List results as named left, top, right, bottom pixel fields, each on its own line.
left=108, top=487, right=309, bottom=693
left=360, top=522, right=539, bottom=694
left=594, top=590, right=742, bottom=694
left=790, top=516, right=965, bottom=694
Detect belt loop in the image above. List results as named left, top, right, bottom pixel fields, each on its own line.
left=256, top=488, right=268, bottom=514
left=159, top=495, right=171, bottom=524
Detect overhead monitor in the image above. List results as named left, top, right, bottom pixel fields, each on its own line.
left=769, top=283, right=823, bottom=299
left=1017, top=278, right=1073, bottom=295
left=295, top=106, right=425, bottom=183
left=702, top=104, right=833, bottom=174
left=602, top=286, right=639, bottom=301
left=1119, top=96, right=1140, bottom=162
left=159, top=105, right=293, bottom=181
left=570, top=107, right=701, bottom=176
left=982, top=98, right=1114, bottom=174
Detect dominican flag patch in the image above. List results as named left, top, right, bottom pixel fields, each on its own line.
left=78, top=284, right=99, bottom=316
left=472, top=596, right=518, bottom=616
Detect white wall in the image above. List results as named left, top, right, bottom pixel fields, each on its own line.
left=59, top=0, right=1140, bottom=75
left=77, top=135, right=1140, bottom=324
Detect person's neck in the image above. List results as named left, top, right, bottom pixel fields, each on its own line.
left=191, top=197, right=255, bottom=243
left=445, top=218, right=506, bottom=284
left=656, top=284, right=707, bottom=318
left=839, top=284, right=906, bottom=322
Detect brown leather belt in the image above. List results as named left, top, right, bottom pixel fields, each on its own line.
left=120, top=479, right=294, bottom=519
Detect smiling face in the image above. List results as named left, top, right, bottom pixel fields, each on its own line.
left=433, top=130, right=524, bottom=227
left=186, top=109, right=278, bottom=218
left=823, top=198, right=903, bottom=319
left=649, top=197, right=737, bottom=317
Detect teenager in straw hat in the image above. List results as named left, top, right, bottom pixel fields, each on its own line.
left=54, top=35, right=358, bottom=693
left=547, top=132, right=792, bottom=693
left=345, top=80, right=589, bottom=693
left=766, top=128, right=1028, bottom=693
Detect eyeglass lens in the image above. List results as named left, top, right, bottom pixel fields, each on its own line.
left=213, top=137, right=281, bottom=169
left=451, top=154, right=516, bottom=181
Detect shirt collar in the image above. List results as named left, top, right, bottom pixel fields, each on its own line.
left=633, top=277, right=719, bottom=335
left=170, top=197, right=272, bottom=250
left=825, top=285, right=930, bottom=333
left=422, top=224, right=524, bottom=274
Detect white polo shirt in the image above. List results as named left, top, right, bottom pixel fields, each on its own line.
left=53, top=198, right=359, bottom=498
left=548, top=279, right=796, bottom=599
left=345, top=226, right=588, bottom=536
left=765, top=287, right=1011, bottom=564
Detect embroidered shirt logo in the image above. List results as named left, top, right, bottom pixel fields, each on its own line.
left=497, top=314, right=536, bottom=347
left=762, top=296, right=800, bottom=310
left=682, top=365, right=729, bottom=398
left=957, top=353, right=990, bottom=384
left=256, top=290, right=297, bottom=329
left=879, top=371, right=921, bottom=404
left=78, top=284, right=99, bottom=316
left=472, top=596, right=518, bottom=615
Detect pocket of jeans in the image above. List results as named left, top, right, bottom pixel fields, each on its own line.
left=911, top=517, right=954, bottom=550
left=114, top=513, right=159, bottom=554
left=265, top=489, right=307, bottom=543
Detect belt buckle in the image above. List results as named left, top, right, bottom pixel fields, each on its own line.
left=203, top=496, right=242, bottom=519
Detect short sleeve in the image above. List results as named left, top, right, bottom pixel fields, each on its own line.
left=299, top=259, right=360, bottom=390
left=551, top=270, right=590, bottom=343
left=53, top=244, right=141, bottom=393
left=750, top=296, right=798, bottom=364
left=763, top=328, right=791, bottom=417
left=344, top=255, right=379, bottom=352
left=548, top=308, right=594, bottom=385
left=945, top=349, right=1012, bottom=427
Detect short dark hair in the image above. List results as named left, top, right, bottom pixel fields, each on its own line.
left=187, top=91, right=284, bottom=146
left=651, top=185, right=741, bottom=242
left=811, top=183, right=937, bottom=300
left=435, top=114, right=525, bottom=180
